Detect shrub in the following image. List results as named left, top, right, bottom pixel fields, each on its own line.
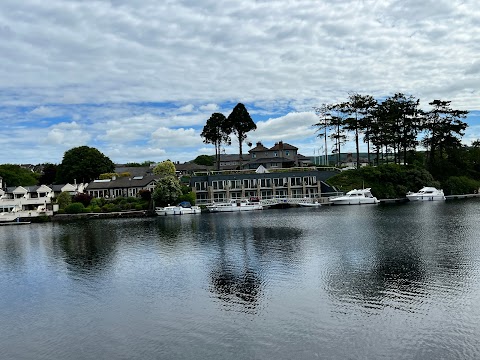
left=443, top=176, right=480, bottom=195
left=64, top=202, right=85, bottom=214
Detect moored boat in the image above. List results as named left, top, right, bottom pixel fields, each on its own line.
left=329, top=188, right=379, bottom=205
left=155, top=201, right=201, bottom=216
left=206, top=199, right=263, bottom=212
left=406, top=187, right=445, bottom=201
left=298, top=200, right=321, bottom=207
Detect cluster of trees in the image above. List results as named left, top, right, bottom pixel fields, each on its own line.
left=314, top=93, right=468, bottom=179
left=201, top=103, right=257, bottom=170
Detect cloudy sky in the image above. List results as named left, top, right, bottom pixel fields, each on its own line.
left=1, top=0, right=479, bottom=165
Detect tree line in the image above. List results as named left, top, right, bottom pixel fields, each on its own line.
left=313, top=93, right=470, bottom=181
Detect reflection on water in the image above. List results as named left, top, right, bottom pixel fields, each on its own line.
left=1, top=201, right=480, bottom=359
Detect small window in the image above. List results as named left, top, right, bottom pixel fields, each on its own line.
left=285, top=150, right=289, bottom=156
left=274, top=152, right=278, bottom=157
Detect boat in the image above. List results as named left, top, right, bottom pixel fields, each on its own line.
left=298, top=200, right=322, bottom=207
left=406, top=187, right=445, bottom=201
left=329, top=188, right=379, bottom=205
left=206, top=199, right=263, bottom=212
left=155, top=201, right=201, bottom=216
left=0, top=211, right=20, bottom=222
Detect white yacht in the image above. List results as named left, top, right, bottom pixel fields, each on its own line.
left=206, top=199, right=263, bottom=212
left=406, top=187, right=445, bottom=201
left=329, top=188, right=379, bottom=205
left=155, top=201, right=201, bottom=216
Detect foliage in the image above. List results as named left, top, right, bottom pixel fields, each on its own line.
left=177, top=191, right=196, bottom=205
left=193, top=155, right=215, bottom=166
left=152, top=176, right=183, bottom=206
left=327, top=164, right=440, bottom=199
left=56, top=191, right=72, bottom=209
left=153, top=160, right=176, bottom=177
left=0, top=164, right=39, bottom=187
left=125, top=161, right=155, bottom=167
left=73, top=193, right=93, bottom=207
left=443, top=176, right=480, bottom=195
left=56, top=146, right=115, bottom=184
left=99, top=172, right=131, bottom=179
left=138, top=189, right=152, bottom=201
left=38, top=163, right=58, bottom=185
left=64, top=202, right=85, bottom=214
left=226, top=103, right=256, bottom=168
left=201, top=113, right=231, bottom=170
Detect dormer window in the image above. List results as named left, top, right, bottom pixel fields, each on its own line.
left=274, top=151, right=278, bottom=157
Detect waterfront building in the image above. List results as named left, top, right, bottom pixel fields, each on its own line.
left=85, top=174, right=158, bottom=199
left=0, top=183, right=87, bottom=214
left=190, top=167, right=339, bottom=205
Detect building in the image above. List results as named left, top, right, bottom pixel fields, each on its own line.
left=0, top=183, right=87, bottom=215
left=190, top=167, right=339, bottom=205
left=214, top=141, right=313, bottom=170
left=85, top=175, right=158, bottom=199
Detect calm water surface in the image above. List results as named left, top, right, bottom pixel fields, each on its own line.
left=2, top=200, right=480, bottom=359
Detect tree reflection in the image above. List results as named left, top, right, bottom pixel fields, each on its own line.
left=57, top=221, right=117, bottom=275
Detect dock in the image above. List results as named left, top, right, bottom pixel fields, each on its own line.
left=0, top=221, right=31, bottom=226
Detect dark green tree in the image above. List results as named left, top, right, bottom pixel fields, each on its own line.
left=193, top=155, right=215, bottom=166
left=56, top=146, right=115, bottom=184
left=226, top=103, right=257, bottom=168
left=201, top=113, right=231, bottom=171
left=422, top=100, right=468, bottom=169
left=0, top=164, right=39, bottom=187
left=38, top=163, right=58, bottom=185
left=342, top=94, right=376, bottom=168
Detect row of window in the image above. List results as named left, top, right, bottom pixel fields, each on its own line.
left=195, top=176, right=318, bottom=191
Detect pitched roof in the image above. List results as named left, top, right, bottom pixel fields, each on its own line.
left=86, top=174, right=159, bottom=190
left=269, top=141, right=298, bottom=151
left=249, top=142, right=269, bottom=153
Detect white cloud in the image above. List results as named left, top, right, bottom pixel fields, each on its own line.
left=0, top=0, right=479, bottom=163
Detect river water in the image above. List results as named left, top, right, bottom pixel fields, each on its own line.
left=1, top=200, right=480, bottom=359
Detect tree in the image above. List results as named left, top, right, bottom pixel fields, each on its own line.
left=422, top=100, right=468, bottom=168
left=0, top=164, right=39, bottom=187
left=313, top=104, right=333, bottom=165
left=193, top=155, right=215, bottom=166
left=38, top=163, right=58, bottom=185
left=152, top=176, right=182, bottom=206
left=56, top=191, right=72, bottom=210
left=226, top=103, right=256, bottom=168
left=153, top=160, right=176, bottom=177
left=342, top=93, right=377, bottom=168
left=56, top=146, right=115, bottom=184
left=201, top=113, right=231, bottom=171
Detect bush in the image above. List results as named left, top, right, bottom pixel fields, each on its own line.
left=443, top=176, right=480, bottom=195
left=64, top=202, right=85, bottom=214
left=73, top=193, right=93, bottom=207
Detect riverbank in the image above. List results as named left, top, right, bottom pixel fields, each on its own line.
left=50, top=210, right=153, bottom=222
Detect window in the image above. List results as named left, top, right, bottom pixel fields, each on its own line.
left=285, top=150, right=290, bottom=156
left=274, top=151, right=278, bottom=157
left=252, top=153, right=256, bottom=158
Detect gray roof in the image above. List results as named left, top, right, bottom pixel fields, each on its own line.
left=86, top=174, right=159, bottom=190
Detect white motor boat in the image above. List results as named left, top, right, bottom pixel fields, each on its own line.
left=206, top=199, right=263, bottom=212
left=406, top=187, right=445, bottom=201
left=298, top=200, right=321, bottom=207
left=155, top=201, right=201, bottom=216
left=329, top=188, right=379, bottom=205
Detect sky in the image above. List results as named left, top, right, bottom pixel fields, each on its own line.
left=1, top=0, right=479, bottom=165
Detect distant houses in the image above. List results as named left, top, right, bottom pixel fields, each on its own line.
left=1, top=140, right=341, bottom=209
